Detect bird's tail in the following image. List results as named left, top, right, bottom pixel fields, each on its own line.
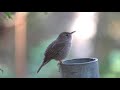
left=37, top=63, right=45, bottom=74
left=37, top=58, right=50, bottom=74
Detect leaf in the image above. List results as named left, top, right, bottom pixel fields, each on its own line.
left=4, top=12, right=12, bottom=19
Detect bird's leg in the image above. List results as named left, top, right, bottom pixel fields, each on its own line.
left=57, top=60, right=62, bottom=72
left=57, top=60, right=62, bottom=66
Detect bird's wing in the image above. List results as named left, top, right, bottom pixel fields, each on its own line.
left=44, top=41, right=66, bottom=59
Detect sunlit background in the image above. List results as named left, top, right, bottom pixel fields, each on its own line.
left=0, top=12, right=120, bottom=78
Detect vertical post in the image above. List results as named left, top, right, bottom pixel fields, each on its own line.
left=14, top=12, right=28, bottom=78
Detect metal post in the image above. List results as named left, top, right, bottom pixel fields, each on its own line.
left=60, top=58, right=99, bottom=78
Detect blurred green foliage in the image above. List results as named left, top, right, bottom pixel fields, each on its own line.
left=1, top=12, right=48, bottom=19
left=0, top=12, right=13, bottom=19
left=0, top=65, right=15, bottom=78
left=101, top=50, right=120, bottom=78
left=4, top=12, right=12, bottom=19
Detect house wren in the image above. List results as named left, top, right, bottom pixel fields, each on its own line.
left=37, top=31, right=76, bottom=73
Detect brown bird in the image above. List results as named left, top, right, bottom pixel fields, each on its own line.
left=37, top=31, right=76, bottom=73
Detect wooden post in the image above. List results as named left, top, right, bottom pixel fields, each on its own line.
left=14, top=12, right=28, bottom=78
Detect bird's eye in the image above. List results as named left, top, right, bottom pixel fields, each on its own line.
left=65, top=34, right=68, bottom=36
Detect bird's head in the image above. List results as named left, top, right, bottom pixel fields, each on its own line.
left=57, top=31, right=76, bottom=42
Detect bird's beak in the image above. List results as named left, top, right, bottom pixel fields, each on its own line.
left=70, top=31, right=76, bottom=34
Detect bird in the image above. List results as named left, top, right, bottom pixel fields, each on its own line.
left=37, top=31, right=76, bottom=73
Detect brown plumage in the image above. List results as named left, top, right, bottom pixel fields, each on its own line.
left=37, top=31, right=76, bottom=73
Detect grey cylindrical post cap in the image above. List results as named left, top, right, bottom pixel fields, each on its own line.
left=60, top=58, right=99, bottom=78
